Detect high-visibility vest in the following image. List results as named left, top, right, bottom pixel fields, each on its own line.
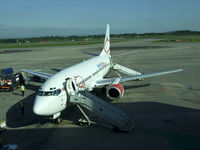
left=21, top=85, right=25, bottom=91
left=20, top=101, right=24, bottom=107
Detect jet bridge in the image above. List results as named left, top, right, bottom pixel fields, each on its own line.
left=69, top=91, right=134, bottom=132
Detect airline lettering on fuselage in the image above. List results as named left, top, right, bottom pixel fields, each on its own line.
left=97, top=62, right=106, bottom=70
left=74, top=75, right=86, bottom=88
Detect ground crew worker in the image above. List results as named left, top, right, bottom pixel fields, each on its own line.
left=21, top=85, right=25, bottom=96
left=19, top=100, right=25, bottom=115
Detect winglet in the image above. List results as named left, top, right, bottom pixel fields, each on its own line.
left=100, top=24, right=110, bottom=56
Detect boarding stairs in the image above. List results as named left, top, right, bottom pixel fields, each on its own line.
left=69, top=91, right=134, bottom=132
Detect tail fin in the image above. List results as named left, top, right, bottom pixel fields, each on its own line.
left=100, top=24, right=110, bottom=56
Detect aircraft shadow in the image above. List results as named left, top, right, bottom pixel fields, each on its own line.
left=6, top=92, right=46, bottom=128
left=2, top=102, right=200, bottom=150
left=51, top=68, right=62, bottom=72
left=6, top=89, right=86, bottom=128
left=6, top=82, right=199, bottom=131
left=7, top=83, right=146, bottom=128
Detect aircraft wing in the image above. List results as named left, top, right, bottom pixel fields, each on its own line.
left=96, top=68, right=183, bottom=86
left=20, top=69, right=53, bottom=80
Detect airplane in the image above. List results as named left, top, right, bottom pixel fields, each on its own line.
left=21, top=24, right=183, bottom=132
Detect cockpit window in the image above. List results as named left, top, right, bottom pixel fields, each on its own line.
left=37, top=89, right=62, bottom=96
left=37, top=91, right=43, bottom=96
left=44, top=91, right=53, bottom=96
left=53, top=89, right=61, bottom=96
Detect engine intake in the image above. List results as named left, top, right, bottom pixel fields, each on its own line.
left=106, top=83, right=124, bottom=99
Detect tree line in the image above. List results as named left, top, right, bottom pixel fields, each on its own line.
left=0, top=30, right=200, bottom=44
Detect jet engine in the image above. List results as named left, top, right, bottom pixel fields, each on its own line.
left=106, top=83, right=124, bottom=99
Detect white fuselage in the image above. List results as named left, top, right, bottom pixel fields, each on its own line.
left=33, top=55, right=111, bottom=116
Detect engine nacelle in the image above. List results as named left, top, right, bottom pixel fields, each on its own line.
left=106, top=83, right=124, bottom=99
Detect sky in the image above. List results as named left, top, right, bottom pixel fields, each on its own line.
left=0, top=0, right=200, bottom=38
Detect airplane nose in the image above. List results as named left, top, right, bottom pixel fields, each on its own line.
left=33, top=95, right=64, bottom=116
left=33, top=96, right=49, bottom=115
left=33, top=102, right=44, bottom=115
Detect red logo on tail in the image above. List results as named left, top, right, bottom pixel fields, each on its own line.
left=104, top=38, right=110, bottom=54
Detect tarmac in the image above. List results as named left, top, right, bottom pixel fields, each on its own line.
left=0, top=39, right=200, bottom=150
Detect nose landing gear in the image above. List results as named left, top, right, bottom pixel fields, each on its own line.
left=54, top=117, right=62, bottom=124
left=52, top=112, right=61, bottom=124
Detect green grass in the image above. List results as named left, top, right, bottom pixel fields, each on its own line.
left=0, top=40, right=101, bottom=49
left=1, top=35, right=200, bottom=49
left=0, top=39, right=130, bottom=49
left=155, top=35, right=200, bottom=42
left=156, top=39, right=200, bottom=42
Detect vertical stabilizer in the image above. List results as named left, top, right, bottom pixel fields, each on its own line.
left=100, top=24, right=110, bottom=56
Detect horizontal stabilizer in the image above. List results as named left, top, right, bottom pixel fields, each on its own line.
left=112, top=51, right=138, bottom=57
left=83, top=51, right=99, bottom=56
left=113, top=64, right=142, bottom=76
